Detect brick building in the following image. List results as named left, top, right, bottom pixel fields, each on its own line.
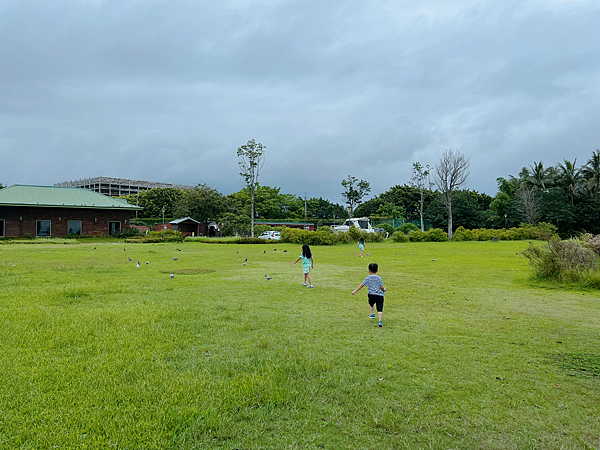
left=0, top=185, right=142, bottom=238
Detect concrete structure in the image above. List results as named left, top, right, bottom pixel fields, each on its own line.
left=0, top=185, right=142, bottom=237
left=55, top=176, right=195, bottom=197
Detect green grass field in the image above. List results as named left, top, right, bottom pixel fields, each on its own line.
left=1, top=241, right=598, bottom=449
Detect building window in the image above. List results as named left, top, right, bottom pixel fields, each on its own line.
left=37, top=220, right=51, bottom=237
left=109, top=221, right=121, bottom=235
left=68, top=220, right=82, bottom=236
left=0, top=219, right=4, bottom=237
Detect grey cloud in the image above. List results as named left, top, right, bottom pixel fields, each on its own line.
left=1, top=0, right=599, bottom=201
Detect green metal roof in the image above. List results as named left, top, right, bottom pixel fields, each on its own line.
left=0, top=185, right=142, bottom=210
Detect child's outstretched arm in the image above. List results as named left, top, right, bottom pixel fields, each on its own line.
left=291, top=257, right=301, bottom=265
left=311, top=257, right=314, bottom=268
left=352, top=283, right=364, bottom=295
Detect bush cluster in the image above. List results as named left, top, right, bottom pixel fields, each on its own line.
left=581, top=233, right=600, bottom=255
left=113, top=228, right=143, bottom=239
left=126, top=229, right=185, bottom=243
left=237, top=237, right=271, bottom=244
left=522, top=236, right=600, bottom=286
left=391, top=231, right=409, bottom=243
left=452, top=223, right=557, bottom=241
left=280, top=226, right=384, bottom=245
left=395, top=223, right=419, bottom=235
left=404, top=228, right=449, bottom=242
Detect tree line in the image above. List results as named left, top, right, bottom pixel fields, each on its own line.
left=356, top=149, right=600, bottom=236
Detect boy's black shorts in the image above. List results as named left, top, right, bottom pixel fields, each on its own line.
left=368, top=294, right=384, bottom=312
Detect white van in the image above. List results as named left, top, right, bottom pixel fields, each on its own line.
left=331, top=217, right=376, bottom=233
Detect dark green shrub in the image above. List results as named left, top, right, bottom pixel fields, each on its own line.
left=114, top=228, right=143, bottom=239
left=363, top=231, right=384, bottom=243
left=334, top=231, right=352, bottom=244
left=396, top=223, right=419, bottom=234
left=380, top=223, right=395, bottom=236
left=238, top=237, right=270, bottom=244
left=409, top=230, right=427, bottom=242
left=452, top=226, right=474, bottom=241
left=347, top=225, right=361, bottom=241
left=426, top=228, right=448, bottom=242
left=280, top=227, right=336, bottom=245
left=391, top=231, right=409, bottom=243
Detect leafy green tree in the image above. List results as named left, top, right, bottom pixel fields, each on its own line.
left=353, top=197, right=383, bottom=218
left=237, top=138, right=266, bottom=237
left=341, top=175, right=371, bottom=217
left=542, top=188, right=576, bottom=235
left=426, top=190, right=491, bottom=230
left=220, top=212, right=251, bottom=236
left=0, top=182, right=4, bottom=189
left=305, top=197, right=348, bottom=222
left=174, top=184, right=228, bottom=223
left=375, top=202, right=405, bottom=219
left=577, top=198, right=600, bottom=234
left=582, top=149, right=600, bottom=200
left=127, top=188, right=185, bottom=219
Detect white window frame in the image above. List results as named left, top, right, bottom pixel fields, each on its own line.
left=36, top=220, right=51, bottom=237
left=68, top=220, right=82, bottom=236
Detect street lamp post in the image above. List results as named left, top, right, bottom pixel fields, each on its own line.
left=504, top=214, right=507, bottom=230
left=162, top=207, right=166, bottom=240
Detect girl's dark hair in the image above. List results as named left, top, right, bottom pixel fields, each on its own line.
left=359, top=237, right=365, bottom=244
left=302, top=244, right=312, bottom=259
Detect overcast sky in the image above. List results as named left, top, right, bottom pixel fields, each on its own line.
left=1, top=0, right=599, bottom=204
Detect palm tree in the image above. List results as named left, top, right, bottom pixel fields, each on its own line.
left=582, top=150, right=600, bottom=200
left=556, top=158, right=582, bottom=206
left=520, top=161, right=553, bottom=190
left=529, top=161, right=554, bottom=189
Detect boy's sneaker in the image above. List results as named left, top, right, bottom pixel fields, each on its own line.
left=308, top=284, right=314, bottom=288
left=302, top=282, right=307, bottom=286
left=369, top=314, right=376, bottom=319
left=378, top=321, right=383, bottom=327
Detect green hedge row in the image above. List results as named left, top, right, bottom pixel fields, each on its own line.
left=280, top=227, right=384, bottom=245
left=390, top=223, right=558, bottom=243
left=126, top=229, right=185, bottom=243
left=453, top=223, right=557, bottom=241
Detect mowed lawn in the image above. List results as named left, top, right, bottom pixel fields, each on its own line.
left=0, top=241, right=598, bottom=449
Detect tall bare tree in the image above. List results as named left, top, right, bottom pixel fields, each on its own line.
left=433, top=149, right=470, bottom=239
left=515, top=185, right=542, bottom=225
left=237, top=139, right=266, bottom=237
left=410, top=162, right=432, bottom=231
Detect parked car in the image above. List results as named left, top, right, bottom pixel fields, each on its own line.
left=259, top=231, right=281, bottom=240
left=331, top=217, right=377, bottom=233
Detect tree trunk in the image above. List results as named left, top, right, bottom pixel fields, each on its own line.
left=419, top=188, right=425, bottom=231
left=250, top=189, right=255, bottom=237
left=447, top=197, right=453, bottom=239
